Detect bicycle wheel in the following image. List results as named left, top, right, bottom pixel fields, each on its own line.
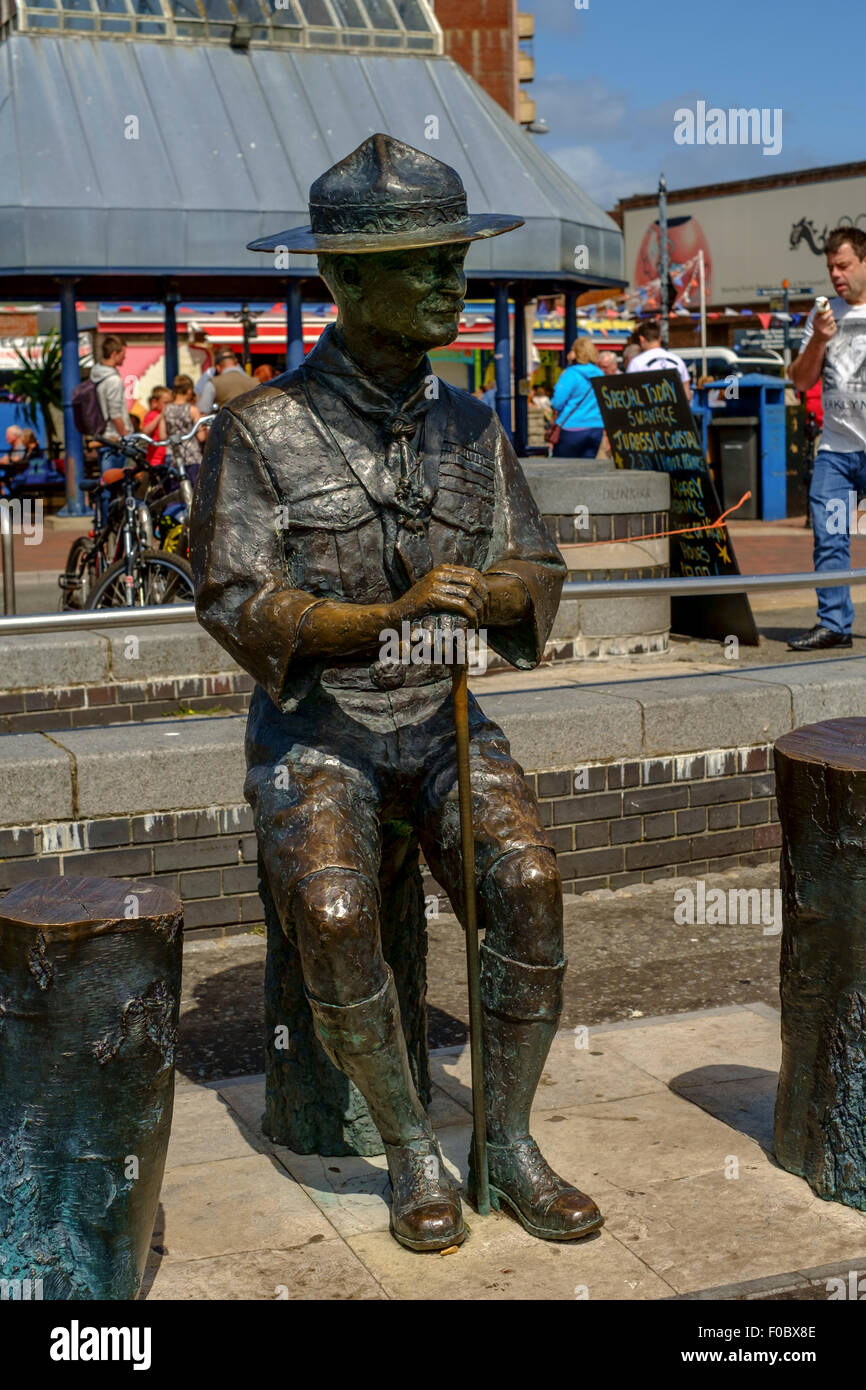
left=58, top=536, right=98, bottom=610
left=86, top=550, right=194, bottom=609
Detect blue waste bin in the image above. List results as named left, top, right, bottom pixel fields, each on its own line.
left=695, top=374, right=788, bottom=521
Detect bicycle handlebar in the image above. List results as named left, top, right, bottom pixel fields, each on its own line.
left=163, top=413, right=216, bottom=447
left=92, top=433, right=150, bottom=454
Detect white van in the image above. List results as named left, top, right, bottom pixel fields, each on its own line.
left=677, top=346, right=786, bottom=383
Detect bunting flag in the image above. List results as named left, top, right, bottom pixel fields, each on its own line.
left=757, top=313, right=772, bottom=330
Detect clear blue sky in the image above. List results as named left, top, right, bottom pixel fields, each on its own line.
left=531, top=0, right=856, bottom=211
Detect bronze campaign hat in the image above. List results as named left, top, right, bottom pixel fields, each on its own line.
left=246, top=133, right=523, bottom=255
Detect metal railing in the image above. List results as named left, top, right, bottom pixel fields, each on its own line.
left=1, top=569, right=866, bottom=637
left=0, top=503, right=15, bottom=617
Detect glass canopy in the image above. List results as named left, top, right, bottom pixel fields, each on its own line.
left=2, top=0, right=442, bottom=50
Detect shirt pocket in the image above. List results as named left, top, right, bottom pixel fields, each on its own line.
left=282, top=483, right=380, bottom=597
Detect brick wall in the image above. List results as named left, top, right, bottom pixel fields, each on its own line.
left=434, top=0, right=518, bottom=119
left=0, top=671, right=254, bottom=736
left=0, top=744, right=781, bottom=936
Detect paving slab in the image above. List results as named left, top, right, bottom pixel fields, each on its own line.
left=273, top=1120, right=475, bottom=1242
left=165, top=1085, right=267, bottom=1169
left=601, top=1163, right=866, bottom=1295
left=142, top=1240, right=386, bottom=1301
left=530, top=1090, right=766, bottom=1190
left=593, top=1006, right=782, bottom=1085
left=154, top=1153, right=335, bottom=1263
left=430, top=1032, right=667, bottom=1115
left=345, top=1223, right=672, bottom=1301
left=674, top=1071, right=777, bottom=1153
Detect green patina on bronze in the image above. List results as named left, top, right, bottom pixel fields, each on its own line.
left=774, top=718, right=866, bottom=1210
left=0, top=876, right=182, bottom=1299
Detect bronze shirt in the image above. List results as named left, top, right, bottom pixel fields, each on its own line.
left=189, top=326, right=565, bottom=722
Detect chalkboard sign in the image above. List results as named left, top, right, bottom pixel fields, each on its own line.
left=591, top=369, right=758, bottom=644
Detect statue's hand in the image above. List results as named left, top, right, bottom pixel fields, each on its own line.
left=390, top=564, right=489, bottom=626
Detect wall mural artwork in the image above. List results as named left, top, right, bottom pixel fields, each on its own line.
left=790, top=215, right=866, bottom=256
left=633, top=213, right=713, bottom=308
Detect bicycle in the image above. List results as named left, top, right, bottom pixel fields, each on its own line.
left=58, top=432, right=154, bottom=609
left=58, top=417, right=213, bottom=609
left=147, top=413, right=215, bottom=563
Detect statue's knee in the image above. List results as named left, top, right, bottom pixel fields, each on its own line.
left=484, top=847, right=562, bottom=965
left=293, top=868, right=377, bottom=945
left=292, top=869, right=383, bottom=1002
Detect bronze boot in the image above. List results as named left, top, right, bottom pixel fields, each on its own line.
left=307, top=970, right=465, bottom=1253
left=467, top=944, right=603, bottom=1240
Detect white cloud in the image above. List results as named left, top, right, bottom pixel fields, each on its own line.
left=532, top=76, right=631, bottom=143
left=547, top=143, right=650, bottom=210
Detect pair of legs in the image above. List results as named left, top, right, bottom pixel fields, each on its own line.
left=554, top=427, right=604, bottom=459
left=248, top=686, right=602, bottom=1249
left=809, top=448, right=866, bottom=634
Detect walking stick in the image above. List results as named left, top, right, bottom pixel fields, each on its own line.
left=451, top=652, right=490, bottom=1216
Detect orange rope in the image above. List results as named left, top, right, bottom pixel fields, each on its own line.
left=564, top=491, right=752, bottom=548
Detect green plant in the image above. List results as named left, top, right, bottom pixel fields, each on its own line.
left=10, top=331, right=62, bottom=457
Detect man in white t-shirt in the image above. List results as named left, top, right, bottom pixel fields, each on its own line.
left=789, top=227, right=866, bottom=650
left=626, top=320, right=692, bottom=401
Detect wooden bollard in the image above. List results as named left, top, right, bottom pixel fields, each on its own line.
left=0, top=876, right=182, bottom=1299
left=773, top=718, right=866, bottom=1211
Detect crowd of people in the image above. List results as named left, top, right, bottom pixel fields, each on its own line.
left=524, top=318, right=692, bottom=459
left=89, top=336, right=274, bottom=482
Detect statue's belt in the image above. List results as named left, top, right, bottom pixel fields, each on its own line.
left=320, top=659, right=452, bottom=694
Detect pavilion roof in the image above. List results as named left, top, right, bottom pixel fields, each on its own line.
left=0, top=33, right=624, bottom=297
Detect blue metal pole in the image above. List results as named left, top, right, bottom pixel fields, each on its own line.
left=493, top=282, right=512, bottom=440
left=164, top=294, right=179, bottom=385
left=286, top=279, right=305, bottom=372
left=58, top=279, right=87, bottom=517
left=512, top=282, right=528, bottom=456
left=563, top=290, right=577, bottom=367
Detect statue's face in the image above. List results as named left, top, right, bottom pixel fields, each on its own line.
left=336, top=243, right=468, bottom=349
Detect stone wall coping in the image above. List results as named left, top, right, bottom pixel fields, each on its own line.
left=1, top=656, right=865, bottom=827
left=0, top=623, right=236, bottom=692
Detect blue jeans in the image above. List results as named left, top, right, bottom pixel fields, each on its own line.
left=98, top=444, right=126, bottom=475
left=554, top=428, right=604, bottom=459
left=809, top=448, right=866, bottom=633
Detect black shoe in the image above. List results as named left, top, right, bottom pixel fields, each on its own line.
left=787, top=624, right=853, bottom=651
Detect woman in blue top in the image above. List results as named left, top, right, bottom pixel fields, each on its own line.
left=550, top=339, right=605, bottom=458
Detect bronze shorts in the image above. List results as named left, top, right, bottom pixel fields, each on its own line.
left=244, top=681, right=554, bottom=921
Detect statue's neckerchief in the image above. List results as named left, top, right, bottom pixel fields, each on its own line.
left=304, top=325, right=436, bottom=590
left=305, top=325, right=434, bottom=516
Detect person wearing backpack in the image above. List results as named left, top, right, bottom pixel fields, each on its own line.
left=87, top=335, right=131, bottom=473
left=548, top=339, right=605, bottom=458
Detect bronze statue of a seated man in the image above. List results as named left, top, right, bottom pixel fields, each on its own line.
left=189, top=134, right=603, bottom=1253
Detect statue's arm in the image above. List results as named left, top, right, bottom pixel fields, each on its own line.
left=188, top=407, right=341, bottom=706
left=188, top=410, right=497, bottom=686
left=481, top=421, right=567, bottom=668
